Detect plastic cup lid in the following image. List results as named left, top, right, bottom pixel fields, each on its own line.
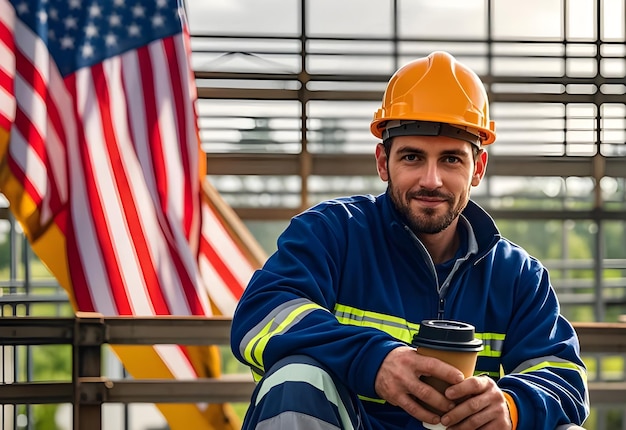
left=412, top=319, right=483, bottom=352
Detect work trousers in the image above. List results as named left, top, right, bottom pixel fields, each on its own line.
left=241, top=354, right=366, bottom=430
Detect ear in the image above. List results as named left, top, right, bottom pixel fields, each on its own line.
left=375, top=143, right=389, bottom=182
left=471, top=149, right=488, bottom=187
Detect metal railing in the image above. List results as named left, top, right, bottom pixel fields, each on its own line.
left=0, top=313, right=625, bottom=429
left=0, top=312, right=255, bottom=429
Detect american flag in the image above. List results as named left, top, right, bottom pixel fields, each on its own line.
left=0, top=0, right=262, bottom=427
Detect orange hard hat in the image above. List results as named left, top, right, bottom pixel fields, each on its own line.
left=371, top=51, right=496, bottom=145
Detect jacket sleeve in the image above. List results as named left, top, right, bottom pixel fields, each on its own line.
left=230, top=210, right=405, bottom=399
left=498, top=259, right=589, bottom=429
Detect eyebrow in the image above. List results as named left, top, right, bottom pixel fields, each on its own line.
left=394, top=146, right=472, bottom=158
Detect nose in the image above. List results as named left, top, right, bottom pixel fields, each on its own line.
left=419, top=160, right=443, bottom=189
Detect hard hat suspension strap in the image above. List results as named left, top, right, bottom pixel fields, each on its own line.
left=382, top=120, right=481, bottom=148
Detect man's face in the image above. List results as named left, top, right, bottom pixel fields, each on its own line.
left=375, top=135, right=487, bottom=235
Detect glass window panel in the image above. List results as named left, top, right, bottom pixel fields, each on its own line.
left=489, top=103, right=567, bottom=156
left=308, top=175, right=387, bottom=204
left=600, top=104, right=626, bottom=156
left=600, top=84, right=626, bottom=95
left=198, top=100, right=301, bottom=154
left=398, top=0, right=487, bottom=39
left=567, top=103, right=597, bottom=118
left=566, top=58, right=597, bottom=77
left=566, top=43, right=597, bottom=56
left=601, top=58, right=626, bottom=78
left=493, top=103, right=566, bottom=118
left=306, top=0, right=392, bottom=37
left=567, top=115, right=596, bottom=131
left=567, top=0, right=597, bottom=40
left=601, top=177, right=626, bottom=209
left=600, top=43, right=626, bottom=56
left=601, top=127, right=626, bottom=144
left=492, top=0, right=563, bottom=39
left=564, top=145, right=595, bottom=156
left=492, top=56, right=565, bottom=77
left=186, top=0, right=299, bottom=35
left=491, top=83, right=565, bottom=95
left=307, top=101, right=381, bottom=154
left=191, top=38, right=302, bottom=73
left=307, top=54, right=394, bottom=75
left=208, top=175, right=302, bottom=208
left=601, top=0, right=625, bottom=41
left=493, top=42, right=565, bottom=56
left=306, top=40, right=396, bottom=75
left=600, top=143, right=626, bottom=156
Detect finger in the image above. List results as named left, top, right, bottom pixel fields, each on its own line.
left=408, top=379, right=456, bottom=417
left=445, top=375, right=490, bottom=400
left=417, top=354, right=465, bottom=385
left=445, top=406, right=507, bottom=430
left=395, top=392, right=445, bottom=425
left=441, top=395, right=490, bottom=429
left=442, top=390, right=510, bottom=430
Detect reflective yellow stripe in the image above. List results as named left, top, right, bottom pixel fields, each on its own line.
left=476, top=332, right=506, bottom=340
left=475, top=370, right=500, bottom=378
left=252, top=369, right=263, bottom=382
left=358, top=395, right=386, bottom=404
left=244, top=302, right=325, bottom=368
left=335, top=304, right=507, bottom=359
left=519, top=360, right=588, bottom=387
left=476, top=332, right=505, bottom=358
left=334, top=303, right=420, bottom=343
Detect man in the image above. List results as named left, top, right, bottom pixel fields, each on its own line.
left=230, top=51, right=589, bottom=430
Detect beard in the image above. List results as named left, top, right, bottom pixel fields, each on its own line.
left=388, top=177, right=464, bottom=235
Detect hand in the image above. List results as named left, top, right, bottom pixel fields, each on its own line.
left=440, top=375, right=512, bottom=430
left=374, top=346, right=465, bottom=426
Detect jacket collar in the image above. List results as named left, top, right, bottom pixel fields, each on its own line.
left=378, top=191, right=501, bottom=261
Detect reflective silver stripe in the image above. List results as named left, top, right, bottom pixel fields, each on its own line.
left=255, top=362, right=354, bottom=430
left=257, top=412, right=341, bottom=430
left=240, top=298, right=328, bottom=372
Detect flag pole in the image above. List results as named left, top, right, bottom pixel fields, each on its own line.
left=202, top=180, right=267, bottom=268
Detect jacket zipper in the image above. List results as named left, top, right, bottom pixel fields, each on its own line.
left=403, top=225, right=448, bottom=319
left=438, top=298, right=445, bottom=320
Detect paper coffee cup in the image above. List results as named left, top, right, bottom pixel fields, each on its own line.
left=412, top=320, right=483, bottom=418
left=422, top=423, right=448, bottom=430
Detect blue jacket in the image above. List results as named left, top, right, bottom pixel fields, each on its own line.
left=231, top=192, right=589, bottom=429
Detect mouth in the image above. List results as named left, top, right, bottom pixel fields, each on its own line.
left=409, top=190, right=451, bottom=208
left=414, top=196, right=447, bottom=208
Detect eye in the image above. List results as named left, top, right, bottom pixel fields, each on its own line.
left=402, top=154, right=418, bottom=161
left=443, top=155, right=461, bottom=164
